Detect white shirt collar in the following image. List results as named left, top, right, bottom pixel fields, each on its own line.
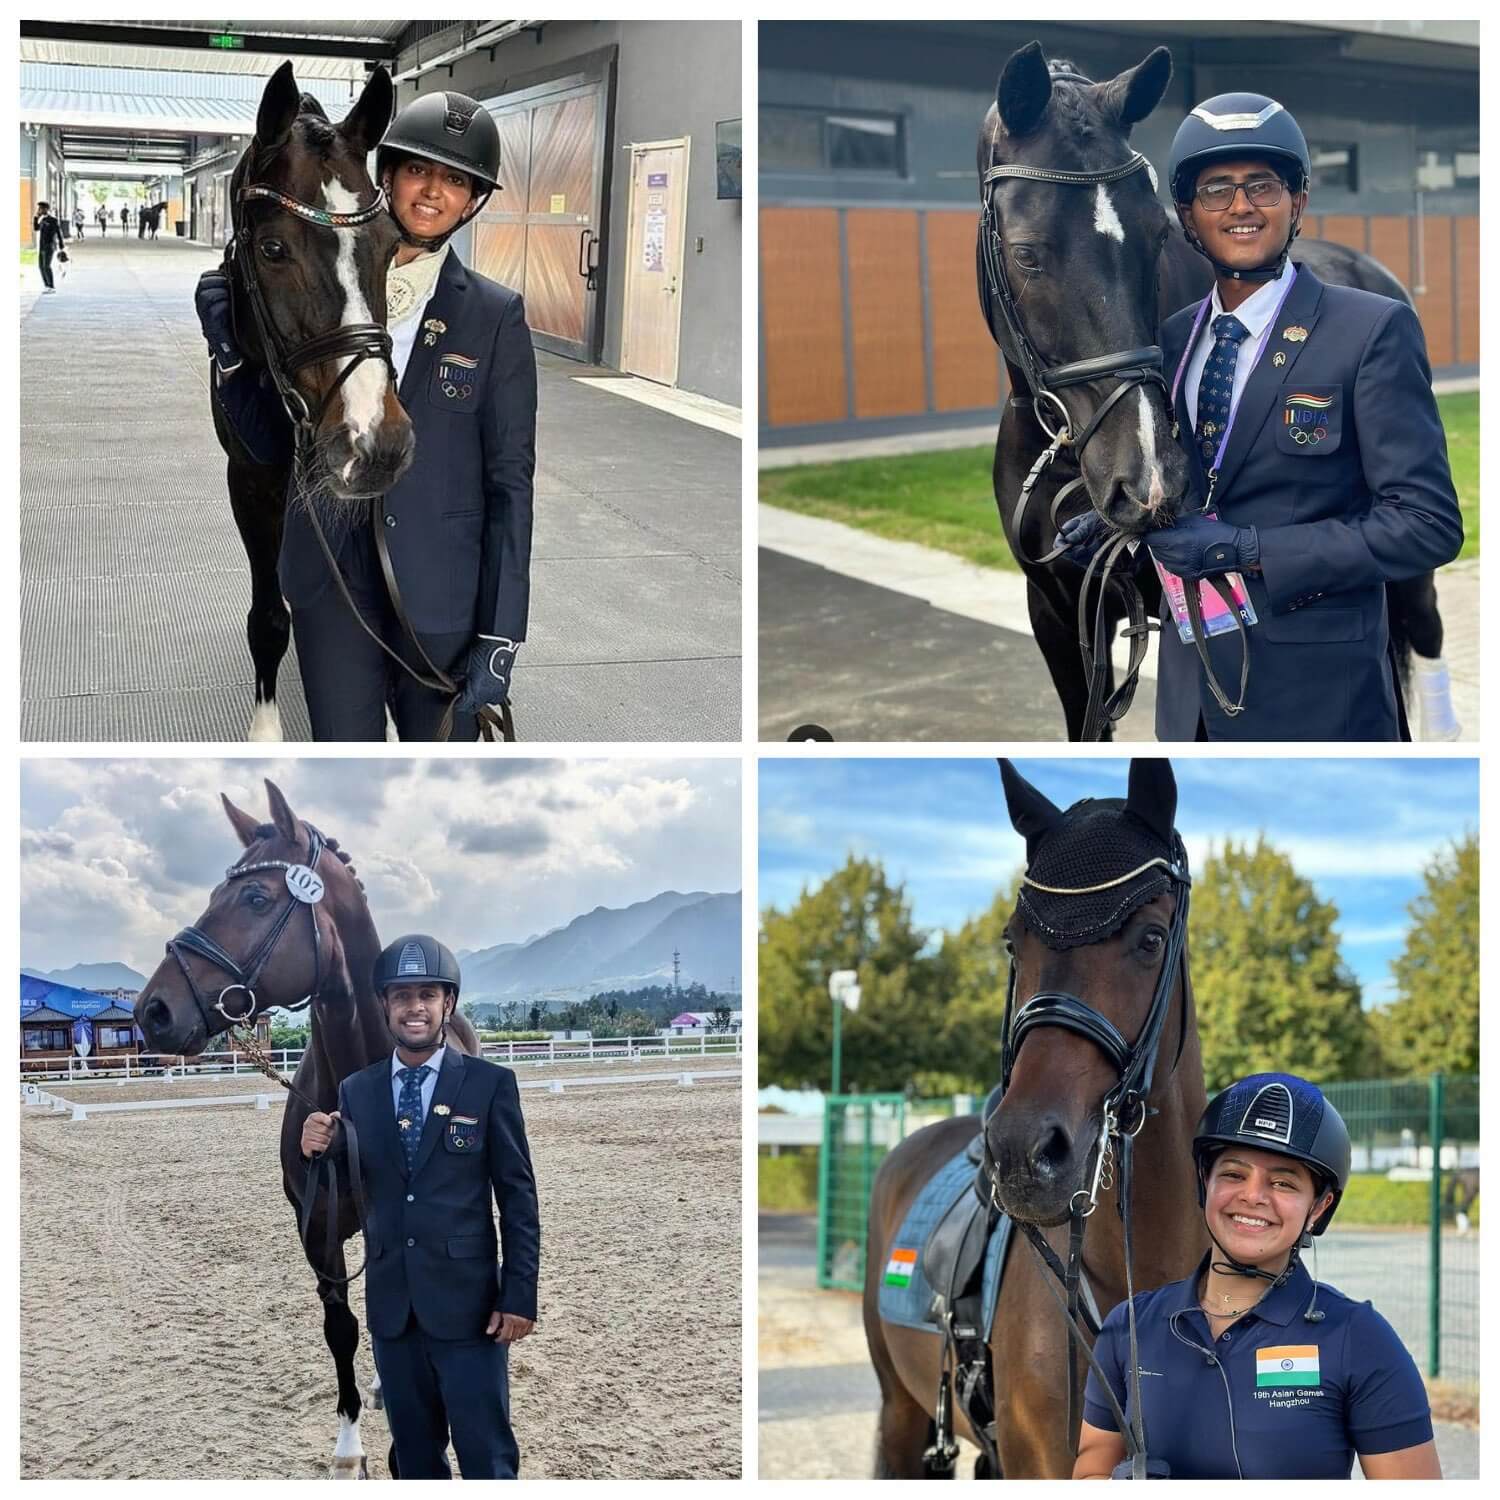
left=391, top=1044, right=446, bottom=1079
left=1208, top=257, right=1294, bottom=339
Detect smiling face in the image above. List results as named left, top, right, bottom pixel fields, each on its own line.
left=1203, top=1145, right=1332, bottom=1266
left=1180, top=155, right=1306, bottom=273
left=385, top=154, right=477, bottom=245
left=383, top=979, right=456, bottom=1056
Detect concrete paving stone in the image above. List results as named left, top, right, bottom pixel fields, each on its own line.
left=21, top=235, right=740, bottom=742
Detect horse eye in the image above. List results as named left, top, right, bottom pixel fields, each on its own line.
left=1140, top=927, right=1165, bottom=955
left=258, top=239, right=286, bottom=262
left=1011, top=245, right=1041, bottom=271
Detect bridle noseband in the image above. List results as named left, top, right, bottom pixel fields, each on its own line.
left=167, top=823, right=329, bottom=1035
left=229, top=173, right=396, bottom=430
left=980, top=841, right=1192, bottom=1479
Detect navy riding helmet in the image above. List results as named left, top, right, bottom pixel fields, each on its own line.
left=373, top=933, right=463, bottom=1000
left=1192, top=1072, right=1352, bottom=1239
left=1168, top=93, right=1311, bottom=205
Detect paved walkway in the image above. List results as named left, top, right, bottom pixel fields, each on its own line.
left=20, top=236, right=740, bottom=742
left=760, top=506, right=1477, bottom=743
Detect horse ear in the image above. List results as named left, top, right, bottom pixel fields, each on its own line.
left=255, top=61, right=303, bottom=155
left=221, top=793, right=261, bottom=849
left=999, top=758, right=1063, bottom=863
left=263, top=779, right=301, bottom=845
left=1100, top=46, right=1173, bottom=132
left=997, top=41, right=1053, bottom=139
left=340, top=66, right=395, bottom=156
left=1126, top=758, right=1178, bottom=847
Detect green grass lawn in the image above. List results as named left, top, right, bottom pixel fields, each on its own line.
left=762, top=391, right=1479, bottom=570
left=20, top=248, right=37, bottom=266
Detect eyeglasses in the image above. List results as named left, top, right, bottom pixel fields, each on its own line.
left=1195, top=178, right=1285, bottom=212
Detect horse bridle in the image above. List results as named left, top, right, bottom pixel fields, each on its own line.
left=229, top=171, right=395, bottom=430
left=979, top=841, right=1192, bottom=1481
left=164, top=820, right=373, bottom=1287
left=980, top=126, right=1249, bottom=737
left=228, top=159, right=516, bottom=744
left=166, top=823, right=328, bottom=1035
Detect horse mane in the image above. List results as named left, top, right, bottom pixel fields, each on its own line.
left=248, top=820, right=365, bottom=893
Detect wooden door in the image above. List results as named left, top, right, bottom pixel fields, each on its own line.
left=620, top=139, right=689, bottom=386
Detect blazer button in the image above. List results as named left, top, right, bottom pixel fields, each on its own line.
left=384, top=514, right=398, bottom=528
left=406, top=1193, right=415, bottom=1203
left=406, top=1237, right=416, bottom=1247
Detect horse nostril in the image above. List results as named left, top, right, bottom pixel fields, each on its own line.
left=1027, top=1119, right=1073, bottom=1182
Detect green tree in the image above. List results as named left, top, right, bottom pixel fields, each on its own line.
left=1189, top=837, right=1372, bottom=1091
left=1368, top=834, right=1478, bottom=1075
left=759, top=856, right=940, bottom=1092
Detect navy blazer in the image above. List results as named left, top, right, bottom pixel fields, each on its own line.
left=1156, top=263, right=1462, bottom=741
left=228, top=253, right=538, bottom=642
left=332, top=1048, right=540, bottom=1341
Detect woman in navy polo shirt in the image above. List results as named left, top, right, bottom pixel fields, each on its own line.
left=1074, top=1073, right=1439, bottom=1479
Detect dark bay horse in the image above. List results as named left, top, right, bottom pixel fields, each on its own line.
left=983, top=43, right=1445, bottom=739
left=134, top=780, right=479, bottom=1477
left=864, top=759, right=1208, bottom=1477
left=215, top=63, right=412, bottom=741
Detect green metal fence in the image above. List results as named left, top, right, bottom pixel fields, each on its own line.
left=816, top=1093, right=906, bottom=1290
left=1318, top=1073, right=1479, bottom=1389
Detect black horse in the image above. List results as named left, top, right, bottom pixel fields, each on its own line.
left=982, top=44, right=1446, bottom=740
left=135, top=780, right=482, bottom=1477
left=215, top=63, right=412, bottom=741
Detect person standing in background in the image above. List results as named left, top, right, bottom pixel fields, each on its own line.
left=33, top=201, right=66, bottom=293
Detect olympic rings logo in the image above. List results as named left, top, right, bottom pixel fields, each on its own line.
left=1289, top=426, right=1328, bottom=446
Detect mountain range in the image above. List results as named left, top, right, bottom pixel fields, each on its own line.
left=24, top=889, right=741, bottom=1008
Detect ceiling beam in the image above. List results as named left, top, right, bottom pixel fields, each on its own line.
left=19, top=21, right=395, bottom=64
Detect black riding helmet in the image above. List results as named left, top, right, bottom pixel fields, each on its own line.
left=1193, top=1072, right=1351, bottom=1240
left=373, top=933, right=462, bottom=1001
left=377, top=91, right=502, bottom=250
left=1169, top=94, right=1310, bottom=283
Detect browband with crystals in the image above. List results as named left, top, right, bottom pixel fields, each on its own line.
left=1022, top=855, right=1189, bottom=896
left=239, top=183, right=388, bottom=229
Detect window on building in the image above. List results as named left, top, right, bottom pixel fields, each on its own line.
left=1309, top=144, right=1357, bottom=193
left=23, top=1027, right=69, bottom=1051
left=761, top=106, right=906, bottom=175
left=99, top=1027, right=135, bottom=1049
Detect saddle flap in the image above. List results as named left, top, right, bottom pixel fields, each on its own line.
left=920, top=1173, right=992, bottom=1318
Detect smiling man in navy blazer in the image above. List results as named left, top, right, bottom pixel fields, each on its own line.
left=1140, top=92, right=1462, bottom=742
left=302, top=934, right=540, bottom=1479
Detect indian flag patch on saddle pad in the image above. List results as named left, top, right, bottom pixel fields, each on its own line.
left=884, top=1248, right=918, bottom=1288
left=1256, top=1344, right=1320, bottom=1387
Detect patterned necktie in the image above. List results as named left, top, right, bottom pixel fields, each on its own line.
left=1194, top=313, right=1250, bottom=464
left=396, top=1064, right=431, bottom=1171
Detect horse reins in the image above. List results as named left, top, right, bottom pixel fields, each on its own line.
left=164, top=822, right=372, bottom=1286
left=229, top=157, right=515, bottom=743
left=979, top=107, right=1250, bottom=735
left=979, top=845, right=1193, bottom=1480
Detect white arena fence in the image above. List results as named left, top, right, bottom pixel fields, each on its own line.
left=21, top=1067, right=741, bottom=1122
left=19, top=1031, right=743, bottom=1086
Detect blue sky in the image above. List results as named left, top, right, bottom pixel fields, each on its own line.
left=759, top=758, right=1477, bottom=1008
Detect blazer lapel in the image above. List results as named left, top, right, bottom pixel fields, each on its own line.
left=367, top=1058, right=405, bottom=1178
left=1208, top=264, right=1325, bottom=505
left=410, top=1048, right=467, bottom=1180
left=398, top=250, right=471, bottom=406
left=1163, top=303, right=1209, bottom=498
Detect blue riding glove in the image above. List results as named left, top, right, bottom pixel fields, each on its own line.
left=456, top=636, right=518, bottom=716
left=1145, top=514, right=1259, bottom=582
left=195, top=268, right=243, bottom=375
left=1053, top=509, right=1111, bottom=568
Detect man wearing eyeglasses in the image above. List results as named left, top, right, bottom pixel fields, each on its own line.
left=1140, top=94, right=1460, bottom=741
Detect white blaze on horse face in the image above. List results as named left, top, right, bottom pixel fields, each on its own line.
left=322, top=179, right=388, bottom=467
left=1093, top=184, right=1126, bottom=244
left=1136, top=389, right=1167, bottom=513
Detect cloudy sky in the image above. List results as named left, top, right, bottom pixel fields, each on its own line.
left=759, top=757, right=1477, bottom=1008
left=22, top=758, right=741, bottom=977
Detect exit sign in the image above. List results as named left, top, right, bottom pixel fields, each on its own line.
left=208, top=33, right=245, bottom=50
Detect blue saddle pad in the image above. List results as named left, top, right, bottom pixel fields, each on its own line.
left=876, top=1143, right=1014, bottom=1335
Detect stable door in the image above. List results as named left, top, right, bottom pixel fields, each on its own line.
left=620, top=139, right=689, bottom=386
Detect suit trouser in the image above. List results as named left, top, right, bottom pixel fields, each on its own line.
left=371, top=1316, right=518, bottom=1479
left=39, top=249, right=55, bottom=289
left=289, top=525, right=474, bottom=743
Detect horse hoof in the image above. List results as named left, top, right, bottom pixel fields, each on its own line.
left=248, top=701, right=284, bottom=742
left=329, top=1454, right=367, bottom=1480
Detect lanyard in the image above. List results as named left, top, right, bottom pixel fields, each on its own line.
left=1170, top=265, right=1299, bottom=506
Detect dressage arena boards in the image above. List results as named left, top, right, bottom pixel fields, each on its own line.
left=20, top=1060, right=741, bottom=1479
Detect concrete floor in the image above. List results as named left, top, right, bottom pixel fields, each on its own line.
left=20, top=235, right=740, bottom=742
